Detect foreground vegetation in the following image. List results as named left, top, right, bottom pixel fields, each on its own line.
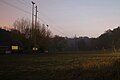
left=1, top=51, right=120, bottom=80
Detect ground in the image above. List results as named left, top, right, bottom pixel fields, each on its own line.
left=0, top=51, right=120, bottom=80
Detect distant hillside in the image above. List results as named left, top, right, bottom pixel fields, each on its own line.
left=97, top=27, right=120, bottom=50
left=51, top=26, right=120, bottom=51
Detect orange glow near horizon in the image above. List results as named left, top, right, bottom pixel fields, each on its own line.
left=1, top=0, right=120, bottom=37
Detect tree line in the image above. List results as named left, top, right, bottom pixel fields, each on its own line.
left=52, top=27, right=120, bottom=52
left=1, top=18, right=120, bottom=53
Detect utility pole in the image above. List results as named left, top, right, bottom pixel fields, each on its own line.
left=31, top=1, right=40, bottom=52
left=31, top=1, right=35, bottom=29
left=34, top=6, right=38, bottom=48
left=31, top=1, right=36, bottom=52
left=35, top=6, right=38, bottom=29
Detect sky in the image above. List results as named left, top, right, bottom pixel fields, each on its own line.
left=0, top=0, right=120, bottom=38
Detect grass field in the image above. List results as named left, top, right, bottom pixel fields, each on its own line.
left=1, top=51, right=120, bottom=80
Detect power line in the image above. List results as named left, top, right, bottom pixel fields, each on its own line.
left=38, top=17, right=68, bottom=36
left=1, top=0, right=69, bottom=37
left=1, top=0, right=31, bottom=15
left=36, top=11, right=70, bottom=36
left=38, top=12, right=72, bottom=37
left=22, top=0, right=31, bottom=6
left=17, top=0, right=31, bottom=8
left=31, top=0, right=70, bottom=35
left=38, top=17, right=66, bottom=35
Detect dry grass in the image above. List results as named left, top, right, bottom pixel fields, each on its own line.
left=0, top=52, right=120, bottom=80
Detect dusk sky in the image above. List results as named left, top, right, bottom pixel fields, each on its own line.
left=0, top=0, right=120, bottom=37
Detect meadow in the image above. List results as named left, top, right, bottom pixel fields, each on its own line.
left=0, top=51, right=120, bottom=80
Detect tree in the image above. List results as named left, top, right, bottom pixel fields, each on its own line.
left=52, top=35, right=67, bottom=51
left=13, top=18, right=52, bottom=52
left=13, top=18, right=31, bottom=34
left=97, top=26, right=120, bottom=51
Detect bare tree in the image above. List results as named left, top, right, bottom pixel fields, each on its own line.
left=13, top=18, right=52, bottom=51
